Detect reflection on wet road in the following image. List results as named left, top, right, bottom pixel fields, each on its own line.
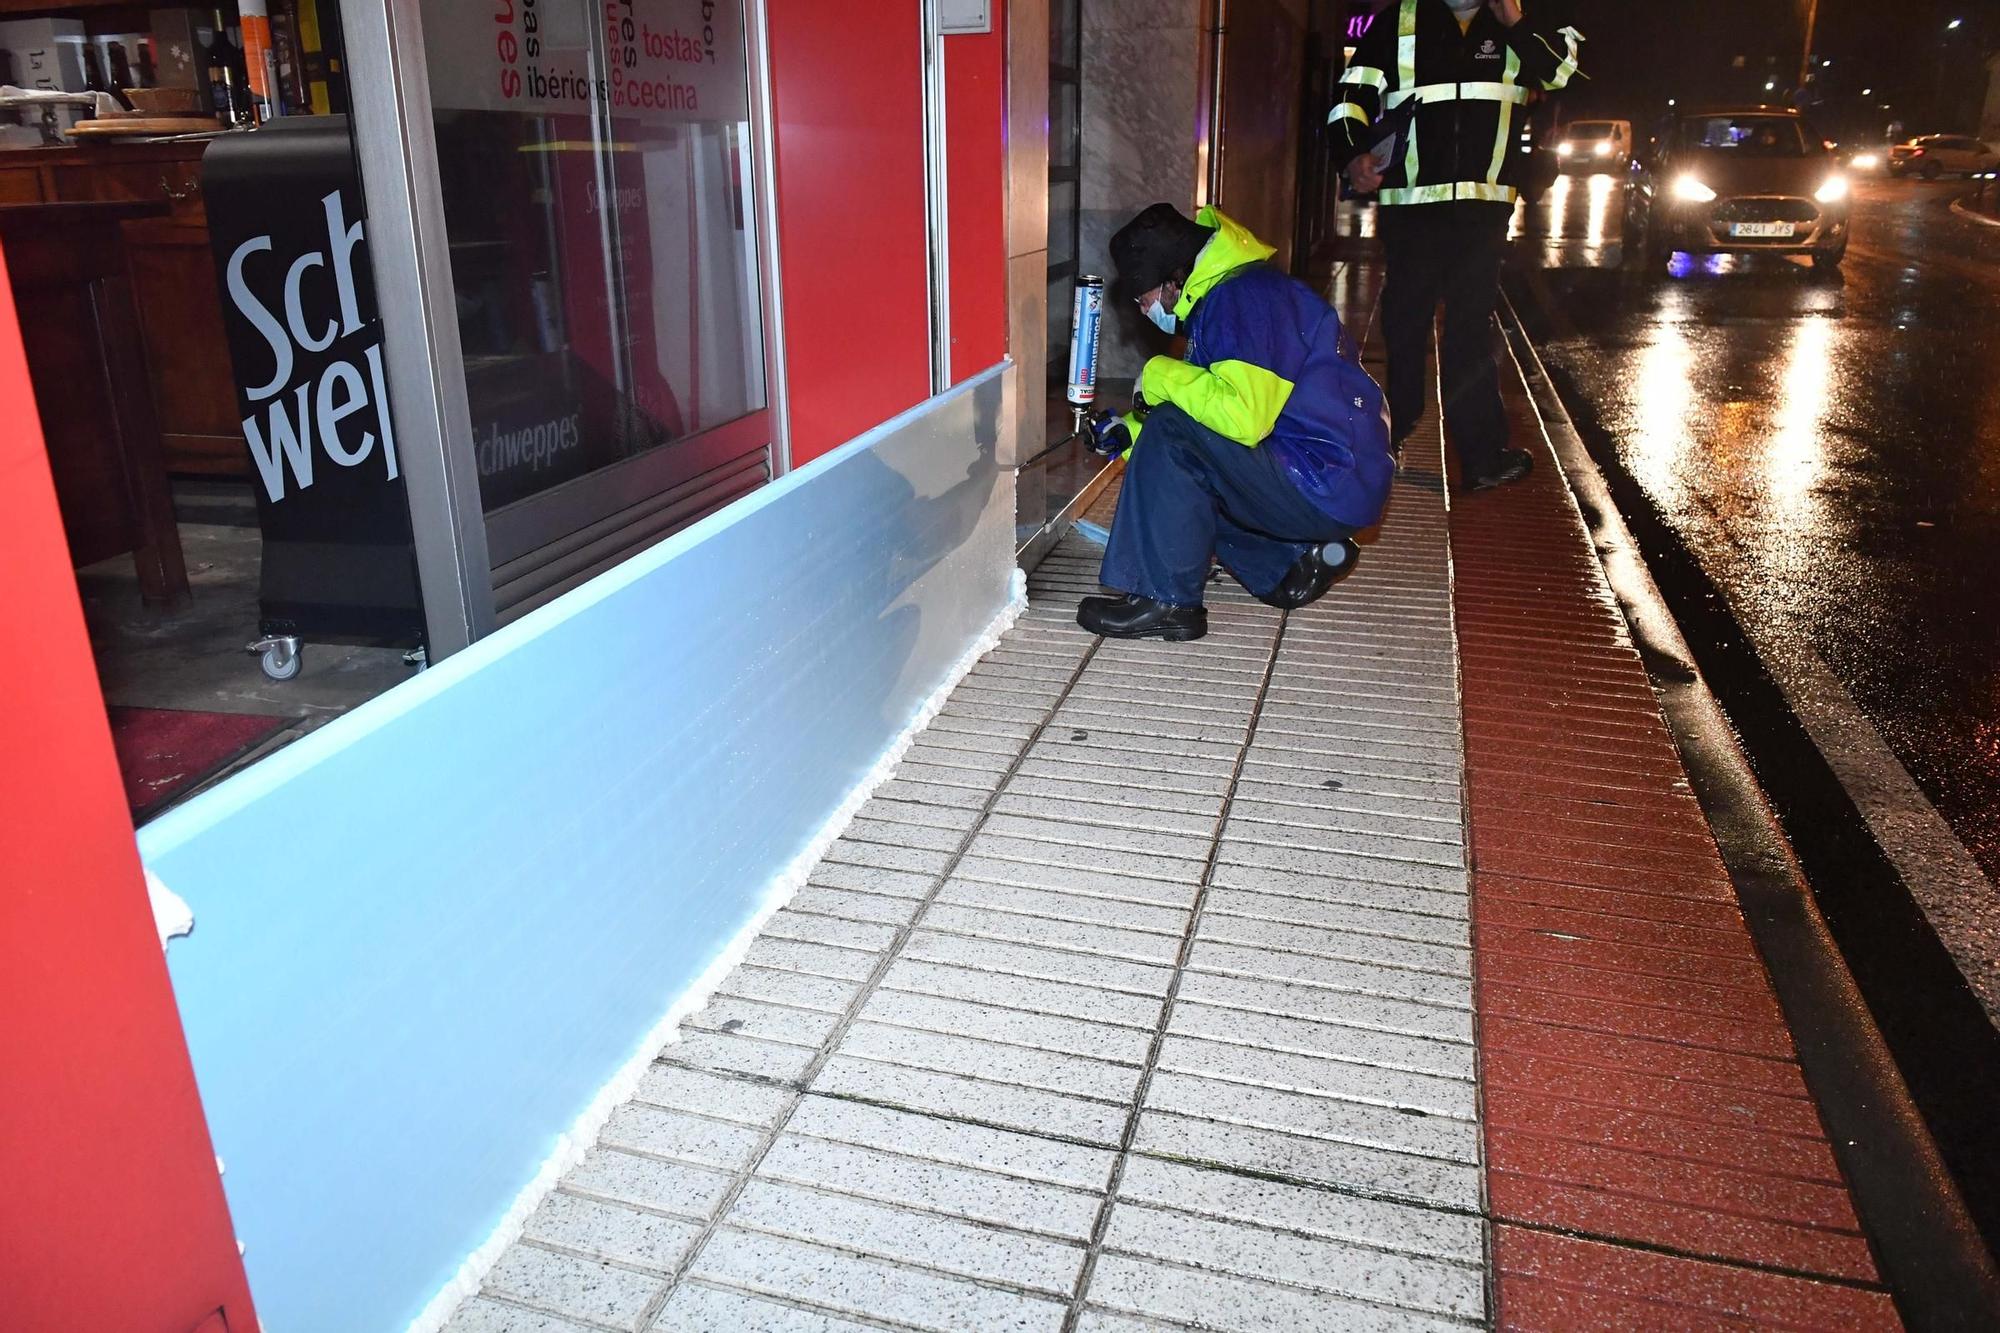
left=1508, top=173, right=2000, bottom=982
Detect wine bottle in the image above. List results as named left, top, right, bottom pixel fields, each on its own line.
left=107, top=42, right=135, bottom=98
left=204, top=7, right=247, bottom=124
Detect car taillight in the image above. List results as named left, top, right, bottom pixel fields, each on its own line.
left=1912, top=148, right=1926, bottom=157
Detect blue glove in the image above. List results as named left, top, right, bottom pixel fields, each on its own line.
left=1086, top=409, right=1132, bottom=458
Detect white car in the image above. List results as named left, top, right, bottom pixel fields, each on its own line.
left=1887, top=134, right=1999, bottom=179
left=1556, top=119, right=1633, bottom=172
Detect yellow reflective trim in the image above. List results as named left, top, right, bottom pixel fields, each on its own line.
left=1141, top=356, right=1295, bottom=448
left=1385, top=81, right=1531, bottom=109
left=1488, top=49, right=1521, bottom=182
left=1397, top=0, right=1419, bottom=185
left=1378, top=184, right=1455, bottom=205
left=1378, top=182, right=1519, bottom=206
left=1397, top=0, right=1418, bottom=86
left=1339, top=65, right=1387, bottom=91
left=1539, top=25, right=1582, bottom=90
left=1330, top=102, right=1370, bottom=127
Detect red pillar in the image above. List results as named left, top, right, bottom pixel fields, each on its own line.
left=0, top=241, right=257, bottom=1332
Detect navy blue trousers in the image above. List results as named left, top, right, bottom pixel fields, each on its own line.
left=1099, top=405, right=1357, bottom=608
left=1379, top=202, right=1511, bottom=473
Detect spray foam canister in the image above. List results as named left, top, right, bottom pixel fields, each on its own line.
left=1066, top=275, right=1105, bottom=406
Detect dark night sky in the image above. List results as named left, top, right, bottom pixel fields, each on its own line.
left=1547, top=0, right=1996, bottom=138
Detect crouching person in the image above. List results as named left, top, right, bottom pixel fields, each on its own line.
left=1079, top=204, right=1396, bottom=643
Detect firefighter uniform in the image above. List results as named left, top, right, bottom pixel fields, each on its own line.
left=1330, top=0, right=1581, bottom=480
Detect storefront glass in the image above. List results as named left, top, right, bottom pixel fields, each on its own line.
left=417, top=0, right=766, bottom=515
left=5, top=0, right=781, bottom=824
left=0, top=2, right=439, bottom=824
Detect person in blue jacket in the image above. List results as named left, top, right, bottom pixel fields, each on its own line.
left=1077, top=203, right=1396, bottom=643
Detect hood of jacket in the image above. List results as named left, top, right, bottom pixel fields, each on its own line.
left=1172, top=208, right=1279, bottom=320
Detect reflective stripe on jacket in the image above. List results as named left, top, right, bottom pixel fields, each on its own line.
left=1331, top=0, right=1582, bottom=206
left=1128, top=209, right=1394, bottom=529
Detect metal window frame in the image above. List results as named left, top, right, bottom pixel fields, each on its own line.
left=340, top=0, right=495, bottom=657
left=1045, top=0, right=1082, bottom=391
left=921, top=0, right=952, bottom=394
left=746, top=0, right=793, bottom=478
left=339, top=0, right=791, bottom=660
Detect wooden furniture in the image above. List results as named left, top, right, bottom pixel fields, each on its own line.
left=0, top=200, right=190, bottom=604
left=0, top=139, right=246, bottom=477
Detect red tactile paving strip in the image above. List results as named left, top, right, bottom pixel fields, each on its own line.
left=1448, top=396, right=1902, bottom=1329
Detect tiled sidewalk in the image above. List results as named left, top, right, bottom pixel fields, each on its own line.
left=446, top=436, right=1488, bottom=1330
left=442, top=262, right=1903, bottom=1333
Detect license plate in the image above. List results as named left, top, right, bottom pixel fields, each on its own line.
left=1730, top=221, right=1796, bottom=238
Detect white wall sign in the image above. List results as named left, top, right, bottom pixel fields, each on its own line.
left=942, top=0, right=991, bottom=35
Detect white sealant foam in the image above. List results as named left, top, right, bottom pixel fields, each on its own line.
left=407, top=569, right=1027, bottom=1333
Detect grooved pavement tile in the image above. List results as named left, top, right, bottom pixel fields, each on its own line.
left=1102, top=1201, right=1484, bottom=1320
left=651, top=1283, right=886, bottom=1332
left=1493, top=1226, right=1898, bottom=1331
left=756, top=1133, right=1105, bottom=1240
left=442, top=1298, right=600, bottom=1333
left=723, top=1178, right=1086, bottom=1295
left=1082, top=1252, right=1472, bottom=1333
left=689, top=1229, right=1069, bottom=1332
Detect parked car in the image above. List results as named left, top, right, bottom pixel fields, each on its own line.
left=1626, top=105, right=1851, bottom=272
left=1556, top=119, right=1633, bottom=172
left=1886, top=134, right=2000, bottom=179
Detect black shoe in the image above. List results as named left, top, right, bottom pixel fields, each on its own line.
left=1255, top=539, right=1361, bottom=611
left=1464, top=448, right=1535, bottom=493
left=1077, top=595, right=1208, bottom=642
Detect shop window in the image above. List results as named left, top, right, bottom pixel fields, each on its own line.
left=3, top=0, right=778, bottom=822
left=423, top=3, right=763, bottom=512
left=416, top=0, right=774, bottom=617
left=0, top=2, right=427, bottom=824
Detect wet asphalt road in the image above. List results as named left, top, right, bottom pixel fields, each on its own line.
left=1504, top=172, right=2000, bottom=1246
left=1508, top=173, right=2000, bottom=911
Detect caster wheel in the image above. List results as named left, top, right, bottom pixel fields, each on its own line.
left=260, top=643, right=301, bottom=681
left=250, top=635, right=302, bottom=681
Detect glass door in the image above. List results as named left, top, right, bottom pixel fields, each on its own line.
left=1016, top=0, right=1113, bottom=568
left=345, top=0, right=784, bottom=633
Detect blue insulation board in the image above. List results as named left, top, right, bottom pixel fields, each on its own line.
left=139, top=368, right=1014, bottom=1333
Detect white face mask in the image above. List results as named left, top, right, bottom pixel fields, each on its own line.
left=1143, top=298, right=1177, bottom=335
left=1447, top=0, right=1484, bottom=15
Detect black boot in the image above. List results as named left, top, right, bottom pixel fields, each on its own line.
left=1464, top=448, right=1534, bottom=493
left=1255, top=540, right=1361, bottom=611
left=1077, top=595, right=1208, bottom=642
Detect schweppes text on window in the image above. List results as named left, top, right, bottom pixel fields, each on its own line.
left=223, top=190, right=399, bottom=504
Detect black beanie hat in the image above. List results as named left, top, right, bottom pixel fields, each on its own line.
left=1110, top=204, right=1213, bottom=302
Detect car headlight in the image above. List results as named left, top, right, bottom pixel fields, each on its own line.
left=1672, top=175, right=1717, bottom=203
left=1557, top=142, right=1574, bottom=157
left=1594, top=141, right=1613, bottom=157
left=1850, top=153, right=1880, bottom=171
left=1816, top=174, right=1850, bottom=203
